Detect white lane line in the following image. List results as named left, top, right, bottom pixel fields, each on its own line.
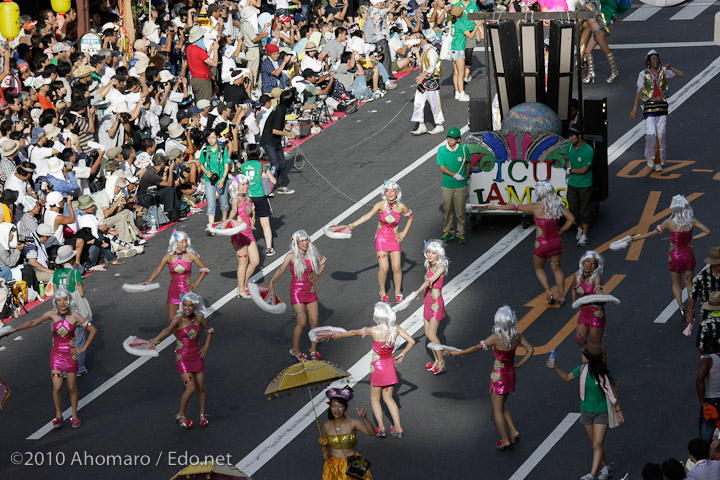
left=653, top=264, right=709, bottom=324
left=508, top=413, right=581, bottom=480
left=608, top=54, right=720, bottom=165
left=237, top=225, right=536, bottom=476
left=623, top=4, right=661, bottom=21
left=24, top=127, right=469, bottom=441
left=671, top=0, right=716, bottom=20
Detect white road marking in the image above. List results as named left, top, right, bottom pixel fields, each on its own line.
left=608, top=54, right=720, bottom=165
left=623, top=4, right=661, bottom=21
left=508, top=413, right=581, bottom=480
left=670, top=0, right=716, bottom=20
left=654, top=265, right=708, bottom=324
left=24, top=126, right=469, bottom=441
left=237, top=224, right=536, bottom=476
left=611, top=41, right=716, bottom=49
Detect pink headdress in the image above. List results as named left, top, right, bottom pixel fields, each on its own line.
left=325, top=387, right=353, bottom=404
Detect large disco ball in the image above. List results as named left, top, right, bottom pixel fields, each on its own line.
left=501, top=102, right=563, bottom=136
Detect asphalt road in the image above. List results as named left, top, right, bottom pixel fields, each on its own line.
left=1, top=3, right=720, bottom=479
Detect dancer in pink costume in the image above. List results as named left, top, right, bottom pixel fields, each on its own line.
left=420, top=239, right=449, bottom=375
left=146, top=230, right=210, bottom=322
left=150, top=293, right=214, bottom=429
left=0, top=288, right=97, bottom=429
left=270, top=230, right=327, bottom=361
left=632, top=194, right=710, bottom=319
left=349, top=181, right=414, bottom=304
left=573, top=251, right=607, bottom=346
left=333, top=302, right=415, bottom=438
left=226, top=174, right=260, bottom=299
left=452, top=305, right=534, bottom=450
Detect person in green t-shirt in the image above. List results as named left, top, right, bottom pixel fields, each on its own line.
left=548, top=343, right=622, bottom=480
left=565, top=124, right=595, bottom=247
left=199, top=130, right=232, bottom=231
left=436, top=127, right=471, bottom=243
left=240, top=144, right=277, bottom=256
left=449, top=4, right=481, bottom=102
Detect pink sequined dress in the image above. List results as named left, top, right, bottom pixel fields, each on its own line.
left=175, top=320, right=205, bottom=375
left=167, top=255, right=192, bottom=305
left=374, top=210, right=401, bottom=252
left=230, top=199, right=255, bottom=247
left=576, top=278, right=606, bottom=329
left=50, top=316, right=78, bottom=373
left=423, top=269, right=445, bottom=321
left=370, top=341, right=398, bottom=387
left=533, top=217, right=562, bottom=258
left=668, top=230, right=696, bottom=273
left=489, top=347, right=516, bottom=395
left=290, top=258, right=319, bottom=305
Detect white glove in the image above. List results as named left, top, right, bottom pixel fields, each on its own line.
left=0, top=325, right=15, bottom=339
left=452, top=174, right=464, bottom=181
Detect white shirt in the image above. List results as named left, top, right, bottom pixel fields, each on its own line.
left=4, top=174, right=27, bottom=205
left=257, top=106, right=272, bottom=137
left=29, top=146, right=55, bottom=180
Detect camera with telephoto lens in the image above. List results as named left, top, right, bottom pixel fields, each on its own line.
left=208, top=172, right=220, bottom=185
left=18, top=234, right=32, bottom=243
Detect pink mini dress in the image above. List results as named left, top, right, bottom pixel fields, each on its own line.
left=167, top=255, right=192, bottom=305
left=489, top=347, right=516, bottom=395
left=668, top=230, right=696, bottom=273
left=175, top=320, right=205, bottom=375
left=423, top=269, right=445, bottom=321
left=370, top=340, right=398, bottom=387
left=533, top=217, right=562, bottom=258
left=290, top=258, right=321, bottom=305
left=231, top=199, right=255, bottom=247
left=375, top=210, right=401, bottom=252
left=50, top=316, right=78, bottom=373
left=576, top=279, right=606, bottom=329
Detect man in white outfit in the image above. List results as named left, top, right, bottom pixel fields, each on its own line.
left=411, top=30, right=444, bottom=136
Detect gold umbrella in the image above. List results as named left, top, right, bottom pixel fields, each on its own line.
left=265, top=360, right=350, bottom=434
left=170, top=461, right=251, bottom=479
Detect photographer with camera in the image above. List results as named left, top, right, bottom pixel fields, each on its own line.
left=261, top=44, right=293, bottom=94
left=199, top=128, right=232, bottom=234
left=225, top=70, right=253, bottom=106
left=366, top=0, right=399, bottom=81
left=136, top=153, right=181, bottom=223
left=23, top=223, right=59, bottom=284
left=0, top=223, right=26, bottom=282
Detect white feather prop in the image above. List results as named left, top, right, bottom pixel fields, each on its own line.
left=206, top=220, right=248, bottom=237
left=122, top=336, right=159, bottom=357
left=248, top=282, right=287, bottom=314
left=572, top=294, right=621, bottom=309
left=324, top=224, right=352, bottom=239
left=0, top=325, right=14, bottom=338
left=392, top=291, right=418, bottom=312
left=122, top=283, right=160, bottom=293
left=609, top=236, right=632, bottom=251
left=427, top=342, right=463, bottom=354
left=308, top=327, right=348, bottom=342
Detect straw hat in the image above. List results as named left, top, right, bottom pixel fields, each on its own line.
left=703, top=291, right=720, bottom=312
left=188, top=26, right=207, bottom=44
left=705, top=247, right=720, bottom=265
left=1, top=140, right=19, bottom=156
left=168, top=122, right=185, bottom=139
left=74, top=65, right=95, bottom=79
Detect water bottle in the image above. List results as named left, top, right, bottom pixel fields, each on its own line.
left=39, top=282, right=45, bottom=297
left=548, top=348, right=556, bottom=368
left=150, top=211, right=158, bottom=234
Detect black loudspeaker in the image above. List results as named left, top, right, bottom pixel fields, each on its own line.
left=586, top=137, right=608, bottom=203
left=546, top=20, right=576, bottom=120
left=487, top=20, right=523, bottom=118
left=468, top=98, right=489, bottom=133
left=583, top=97, right=607, bottom=137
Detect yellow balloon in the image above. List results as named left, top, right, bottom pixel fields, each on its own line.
left=51, top=0, right=71, bottom=15
left=0, top=0, right=20, bottom=41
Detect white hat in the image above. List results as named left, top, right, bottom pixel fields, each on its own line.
left=32, top=76, right=50, bottom=90
left=55, top=245, right=77, bottom=265
left=102, top=22, right=119, bottom=31
left=112, top=101, right=129, bottom=114
left=134, top=38, right=150, bottom=50
left=142, top=22, right=158, bottom=36
left=22, top=196, right=38, bottom=212
left=43, top=124, right=60, bottom=138
left=87, top=141, right=105, bottom=151
left=48, top=157, right=64, bottom=173
left=73, top=166, right=91, bottom=179
left=45, top=191, right=64, bottom=207
left=167, top=122, right=185, bottom=139
left=51, top=42, right=71, bottom=53
left=197, top=99, right=211, bottom=109
left=158, top=70, right=174, bottom=83
left=188, top=26, right=207, bottom=44
left=36, top=223, right=55, bottom=237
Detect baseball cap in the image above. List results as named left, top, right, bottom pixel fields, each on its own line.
left=23, top=20, right=38, bottom=31
left=447, top=127, right=461, bottom=139
left=51, top=43, right=71, bottom=53
left=294, top=13, right=307, bottom=22
left=197, top=99, right=211, bottom=109
left=568, top=123, right=584, bottom=135
left=16, top=60, right=29, bottom=73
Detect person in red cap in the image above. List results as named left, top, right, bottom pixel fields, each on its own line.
left=19, top=21, right=38, bottom=46
left=261, top=43, right=292, bottom=94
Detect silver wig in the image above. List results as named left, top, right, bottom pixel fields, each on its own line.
left=535, top=181, right=563, bottom=220
left=423, top=239, right=449, bottom=273
left=373, top=301, right=398, bottom=348
left=167, top=230, right=198, bottom=255
left=53, top=288, right=77, bottom=312
left=669, top=194, right=694, bottom=230
left=576, top=250, right=604, bottom=284
left=290, top=230, right=323, bottom=278
left=228, top=173, right=250, bottom=198
left=177, top=292, right=209, bottom=318
left=381, top=180, right=402, bottom=206
left=493, top=305, right=519, bottom=348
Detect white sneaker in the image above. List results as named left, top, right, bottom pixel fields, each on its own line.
left=411, top=124, right=428, bottom=135
left=385, top=80, right=397, bottom=90
left=464, top=75, right=472, bottom=83
left=455, top=91, right=460, bottom=100
left=654, top=163, right=663, bottom=172
left=133, top=246, right=144, bottom=255
left=576, top=227, right=583, bottom=241
left=117, top=248, right=137, bottom=259
left=457, top=92, right=470, bottom=102
left=580, top=474, right=595, bottom=480
left=276, top=187, right=295, bottom=195
left=646, top=159, right=654, bottom=169
left=577, top=235, right=589, bottom=247
left=428, top=125, right=444, bottom=135
left=597, top=466, right=612, bottom=480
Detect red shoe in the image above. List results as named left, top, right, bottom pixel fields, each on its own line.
left=310, top=351, right=322, bottom=360
left=175, top=414, right=194, bottom=429
left=395, top=294, right=404, bottom=303
left=199, top=414, right=209, bottom=427
left=425, top=362, right=434, bottom=371
left=380, top=294, right=390, bottom=304
left=71, top=418, right=82, bottom=429
left=52, top=416, right=63, bottom=429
